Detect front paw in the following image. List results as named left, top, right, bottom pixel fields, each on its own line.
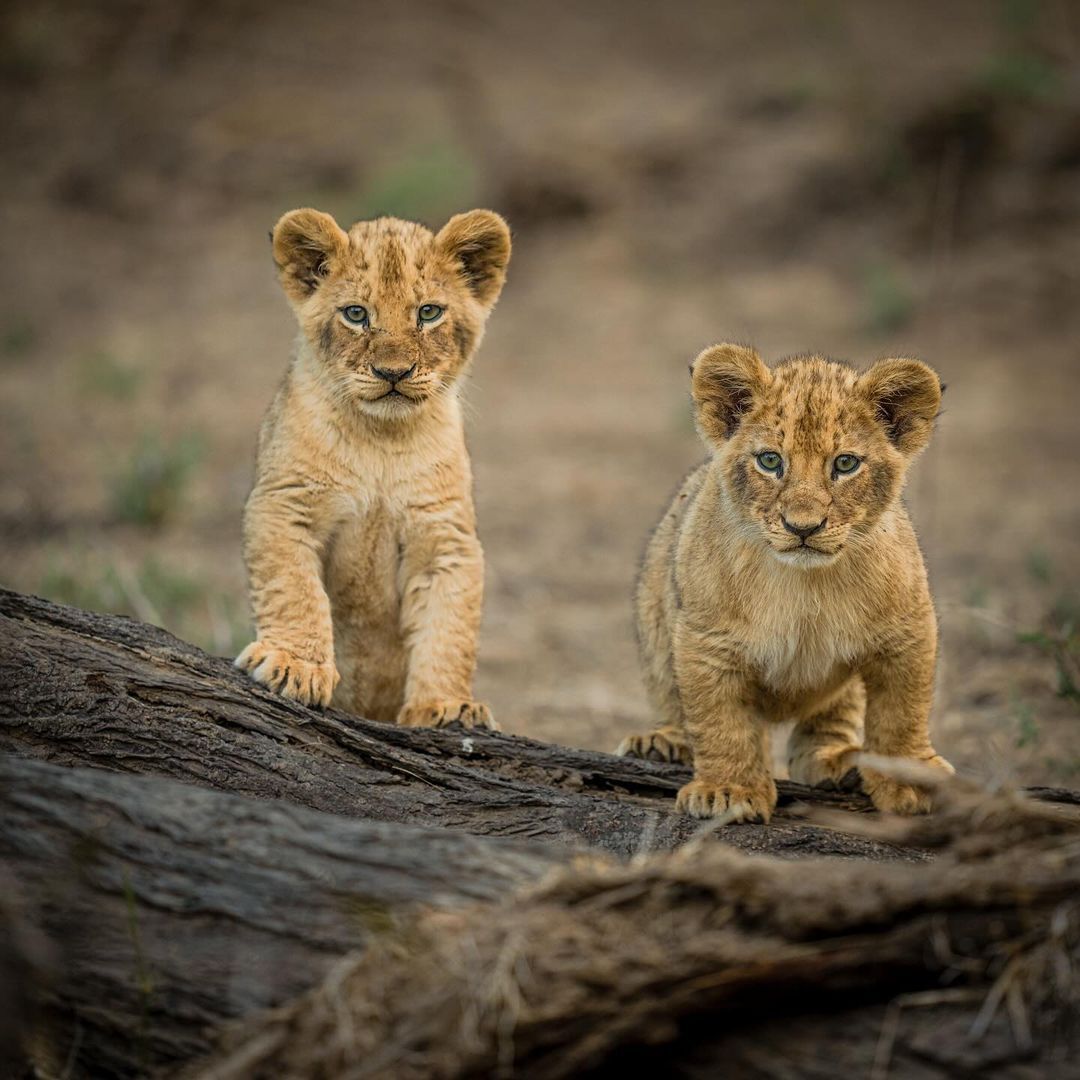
left=235, top=641, right=339, bottom=707
left=675, top=777, right=777, bottom=823
left=861, top=753, right=955, bottom=815
left=615, top=726, right=693, bottom=765
left=788, top=742, right=862, bottom=789
left=397, top=700, right=499, bottom=732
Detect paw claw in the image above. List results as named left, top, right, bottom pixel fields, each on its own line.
left=788, top=743, right=862, bottom=788
left=616, top=727, right=693, bottom=765
left=837, top=766, right=863, bottom=792
left=398, top=700, right=498, bottom=732
left=675, top=778, right=776, bottom=823
left=235, top=641, right=338, bottom=708
left=860, top=753, right=955, bottom=815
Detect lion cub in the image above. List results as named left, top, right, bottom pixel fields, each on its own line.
left=617, top=344, right=954, bottom=821
left=236, top=208, right=510, bottom=729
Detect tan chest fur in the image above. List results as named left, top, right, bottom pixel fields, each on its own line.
left=735, top=583, right=860, bottom=700
left=673, top=475, right=914, bottom=716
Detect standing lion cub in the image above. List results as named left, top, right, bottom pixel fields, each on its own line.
left=617, top=344, right=954, bottom=821
left=236, top=208, right=510, bottom=729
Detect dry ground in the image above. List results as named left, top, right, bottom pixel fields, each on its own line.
left=1, top=0, right=1078, bottom=785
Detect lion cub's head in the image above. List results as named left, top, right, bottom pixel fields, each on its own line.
left=691, top=344, right=941, bottom=568
left=272, top=208, right=511, bottom=419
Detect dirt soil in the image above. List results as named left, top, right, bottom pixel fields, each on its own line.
left=1, top=0, right=1078, bottom=786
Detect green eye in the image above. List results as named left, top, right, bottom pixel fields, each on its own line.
left=418, top=303, right=444, bottom=325
left=834, top=454, right=861, bottom=475
left=342, top=305, right=369, bottom=326
left=756, top=451, right=783, bottom=473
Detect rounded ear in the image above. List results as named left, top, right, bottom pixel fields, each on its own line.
left=272, top=209, right=349, bottom=303
left=690, top=343, right=771, bottom=445
left=435, top=210, right=511, bottom=307
left=859, top=357, right=942, bottom=456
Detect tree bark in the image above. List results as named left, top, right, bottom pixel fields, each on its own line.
left=186, top=786, right=1080, bottom=1080
left=0, top=588, right=937, bottom=862
left=3, top=588, right=1079, bottom=1078
left=0, top=756, right=572, bottom=1078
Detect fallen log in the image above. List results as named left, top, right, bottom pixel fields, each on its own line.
left=0, top=588, right=932, bottom=862
left=186, top=786, right=1080, bottom=1080
left=0, top=756, right=574, bottom=1078
left=3, top=588, right=1080, bottom=1078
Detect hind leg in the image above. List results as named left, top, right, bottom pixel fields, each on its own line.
left=322, top=515, right=410, bottom=723
left=787, top=678, right=864, bottom=788
left=616, top=538, right=693, bottom=764
left=616, top=652, right=692, bottom=765
left=616, top=723, right=692, bottom=765
left=331, top=616, right=408, bottom=724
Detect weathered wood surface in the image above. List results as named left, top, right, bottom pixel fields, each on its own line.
left=3, top=588, right=1080, bottom=1078
left=0, top=756, right=574, bottom=1078
left=186, top=786, right=1080, bottom=1080
left=0, top=588, right=935, bottom=862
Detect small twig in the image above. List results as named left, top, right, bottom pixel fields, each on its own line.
left=113, top=558, right=163, bottom=627
left=970, top=952, right=1025, bottom=1040
left=680, top=807, right=749, bottom=852
left=206, top=591, right=232, bottom=657
left=634, top=811, right=659, bottom=857
left=872, top=989, right=985, bottom=1080
left=1005, top=978, right=1033, bottom=1052
left=58, top=1017, right=84, bottom=1080
left=937, top=601, right=1019, bottom=633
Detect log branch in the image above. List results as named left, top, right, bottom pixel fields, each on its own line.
left=0, top=588, right=930, bottom=861
left=3, top=588, right=1079, bottom=1077
left=0, top=756, right=571, bottom=1077
left=187, top=787, right=1080, bottom=1080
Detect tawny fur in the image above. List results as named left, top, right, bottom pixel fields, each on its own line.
left=617, top=344, right=954, bottom=821
left=236, top=209, right=511, bottom=729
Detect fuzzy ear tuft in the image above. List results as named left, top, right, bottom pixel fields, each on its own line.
left=859, top=357, right=942, bottom=456
left=435, top=210, right=511, bottom=307
left=272, top=209, right=349, bottom=303
left=690, top=343, right=771, bottom=445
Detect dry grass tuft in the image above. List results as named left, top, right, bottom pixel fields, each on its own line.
left=186, top=782, right=1080, bottom=1079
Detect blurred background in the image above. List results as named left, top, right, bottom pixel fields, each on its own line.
left=1, top=0, right=1077, bottom=785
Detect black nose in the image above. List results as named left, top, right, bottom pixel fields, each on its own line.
left=782, top=515, right=826, bottom=540
left=372, top=363, right=416, bottom=384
